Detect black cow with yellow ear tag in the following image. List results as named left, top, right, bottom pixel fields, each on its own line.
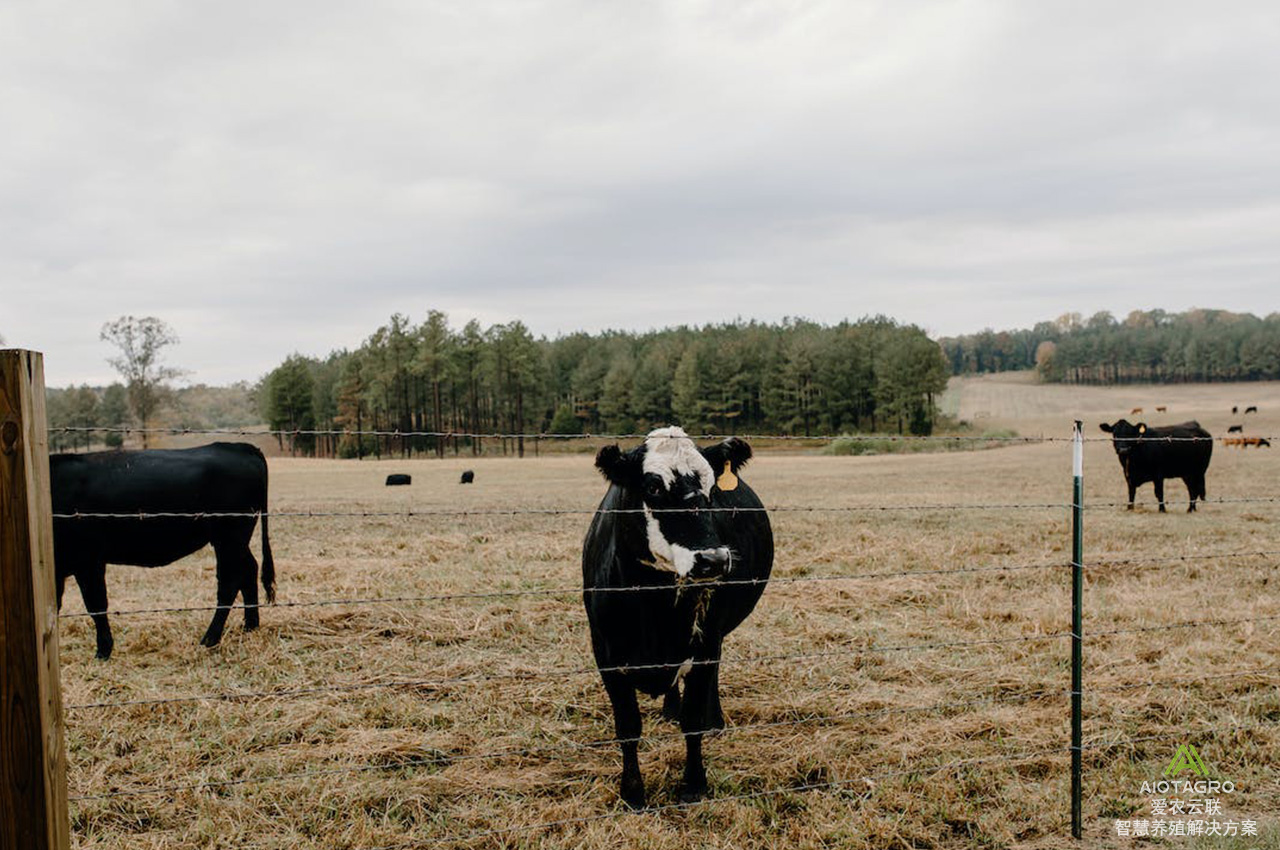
left=1098, top=419, right=1212, bottom=512
left=582, top=426, right=773, bottom=808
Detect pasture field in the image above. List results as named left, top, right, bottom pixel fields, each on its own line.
left=58, top=385, right=1280, bottom=849
left=941, top=371, right=1280, bottom=441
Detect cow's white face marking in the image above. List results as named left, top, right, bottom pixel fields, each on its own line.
left=638, top=426, right=729, bottom=577
left=642, top=426, right=713, bottom=496
left=642, top=505, right=731, bottom=578
left=643, top=508, right=699, bottom=576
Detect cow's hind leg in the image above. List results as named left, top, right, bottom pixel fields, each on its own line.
left=601, top=670, right=645, bottom=808
left=76, top=563, right=114, bottom=660
left=1186, top=475, right=1203, bottom=512
left=239, top=547, right=262, bottom=632
left=201, top=541, right=244, bottom=648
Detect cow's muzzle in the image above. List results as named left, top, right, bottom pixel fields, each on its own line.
left=688, top=547, right=731, bottom=580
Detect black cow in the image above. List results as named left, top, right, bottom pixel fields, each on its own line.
left=1228, top=424, right=1244, bottom=433
left=1098, top=420, right=1212, bottom=512
left=583, top=427, right=773, bottom=807
left=51, top=442, right=275, bottom=659
left=460, top=470, right=475, bottom=484
left=385, top=473, right=412, bottom=486
left=1245, top=406, right=1259, bottom=414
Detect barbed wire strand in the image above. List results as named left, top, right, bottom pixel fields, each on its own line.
left=1085, top=613, right=1280, bottom=640
left=51, top=425, right=1257, bottom=444
left=69, top=667, right=1278, bottom=803
left=1086, top=666, right=1278, bottom=696
left=351, top=718, right=1276, bottom=849
left=47, top=494, right=1280, bottom=523
left=58, top=558, right=1074, bottom=620
left=66, top=689, right=1063, bottom=802
left=57, top=548, right=1280, bottom=621
left=64, top=631, right=1071, bottom=711
left=68, top=613, right=1280, bottom=712
left=50, top=502, right=1073, bottom=520
left=344, top=718, right=1280, bottom=849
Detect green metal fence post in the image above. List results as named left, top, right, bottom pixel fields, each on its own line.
left=1071, top=420, right=1084, bottom=839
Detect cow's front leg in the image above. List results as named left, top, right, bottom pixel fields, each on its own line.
left=1126, top=480, right=1136, bottom=510
left=662, top=685, right=681, bottom=721
left=681, top=732, right=707, bottom=803
left=1154, top=478, right=1166, bottom=513
left=76, top=563, right=113, bottom=660
left=678, top=653, right=721, bottom=802
left=601, top=671, right=645, bottom=808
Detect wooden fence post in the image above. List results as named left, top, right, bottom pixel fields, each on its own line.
left=0, top=349, right=70, bottom=850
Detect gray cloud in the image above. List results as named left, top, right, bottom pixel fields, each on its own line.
left=2, top=0, right=1278, bottom=385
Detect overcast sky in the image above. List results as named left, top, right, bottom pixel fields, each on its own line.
left=3, top=1, right=1278, bottom=386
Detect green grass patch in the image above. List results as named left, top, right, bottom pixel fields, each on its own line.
left=822, top=429, right=1023, bottom=456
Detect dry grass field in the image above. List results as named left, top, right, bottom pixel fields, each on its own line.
left=58, top=379, right=1280, bottom=849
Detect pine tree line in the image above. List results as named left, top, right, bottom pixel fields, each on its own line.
left=941, top=309, right=1280, bottom=384
left=259, top=312, right=951, bottom=458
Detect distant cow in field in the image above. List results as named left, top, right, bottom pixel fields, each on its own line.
left=1130, top=407, right=1144, bottom=415
left=1246, top=406, right=1259, bottom=414
left=583, top=427, right=773, bottom=807
left=1228, top=425, right=1244, bottom=433
left=385, top=473, right=412, bottom=486
left=1233, top=406, right=1239, bottom=414
left=51, top=443, right=275, bottom=659
left=1099, top=420, right=1212, bottom=512
left=460, top=470, right=475, bottom=484
left=1155, top=406, right=1167, bottom=413
left=1224, top=436, right=1271, bottom=448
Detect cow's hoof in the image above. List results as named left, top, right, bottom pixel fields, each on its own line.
left=199, top=634, right=223, bottom=648
left=620, top=776, right=646, bottom=809
left=243, top=622, right=260, bottom=633
left=94, top=645, right=113, bottom=661
left=679, top=785, right=707, bottom=804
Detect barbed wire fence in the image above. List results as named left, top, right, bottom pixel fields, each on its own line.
left=27, top=422, right=1280, bottom=846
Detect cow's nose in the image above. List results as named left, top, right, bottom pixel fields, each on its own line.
left=690, top=548, right=730, bottom=579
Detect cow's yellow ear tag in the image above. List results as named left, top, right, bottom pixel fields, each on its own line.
left=717, top=461, right=738, bottom=491
left=1139, top=424, right=1146, bottom=434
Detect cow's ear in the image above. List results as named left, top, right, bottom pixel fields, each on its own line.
left=595, top=444, right=644, bottom=487
left=1099, top=423, right=1113, bottom=433
left=702, top=437, right=753, bottom=474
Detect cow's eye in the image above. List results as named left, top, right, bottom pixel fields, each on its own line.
left=645, top=479, right=664, bottom=498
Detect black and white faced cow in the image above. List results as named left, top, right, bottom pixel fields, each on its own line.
left=51, top=442, right=275, bottom=659
left=1099, top=420, right=1212, bottom=512
left=582, top=426, right=773, bottom=807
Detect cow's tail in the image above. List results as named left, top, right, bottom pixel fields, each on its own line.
left=260, top=510, right=276, bottom=604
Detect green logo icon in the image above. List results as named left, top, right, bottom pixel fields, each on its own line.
left=1164, top=744, right=1208, bottom=778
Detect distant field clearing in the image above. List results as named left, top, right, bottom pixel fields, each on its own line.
left=942, top=371, right=1280, bottom=440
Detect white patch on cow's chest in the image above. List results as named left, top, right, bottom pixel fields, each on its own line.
left=672, top=657, right=693, bottom=687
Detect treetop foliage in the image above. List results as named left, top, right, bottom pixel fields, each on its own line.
left=258, top=313, right=951, bottom=457
left=941, top=309, right=1280, bottom=384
